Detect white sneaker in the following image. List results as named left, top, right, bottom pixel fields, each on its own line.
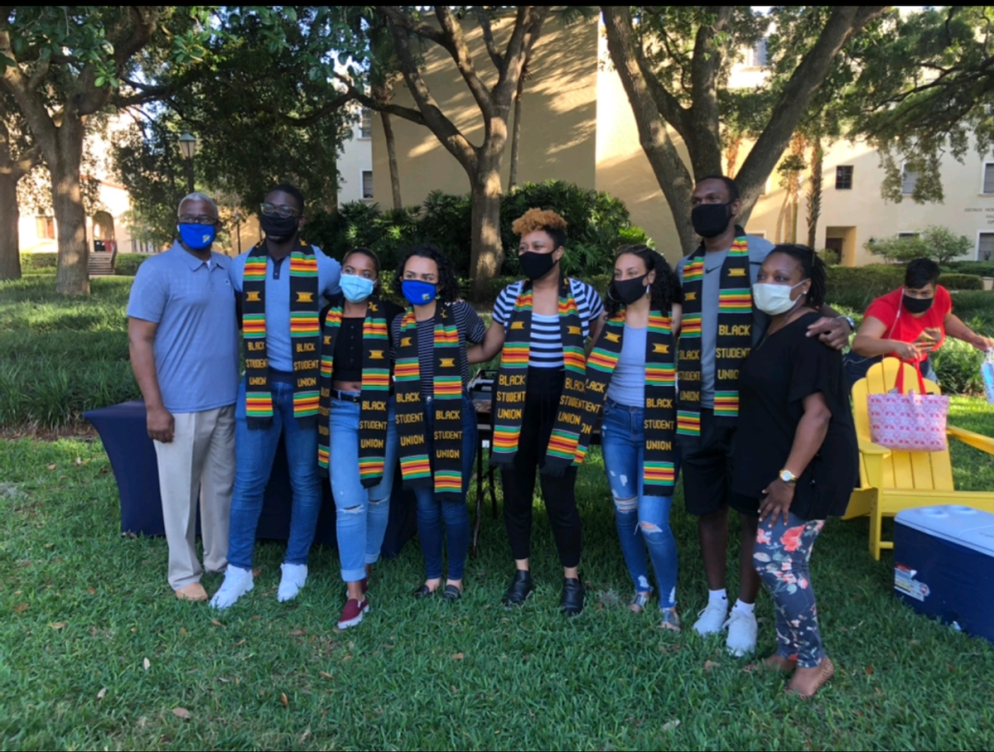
left=725, top=609, right=758, bottom=657
left=277, top=563, right=308, bottom=603
left=693, top=602, right=729, bottom=636
left=209, top=566, right=253, bottom=610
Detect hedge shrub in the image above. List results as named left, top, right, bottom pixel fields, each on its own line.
left=113, top=253, right=151, bottom=276
left=944, top=261, right=994, bottom=278
left=305, top=180, right=651, bottom=284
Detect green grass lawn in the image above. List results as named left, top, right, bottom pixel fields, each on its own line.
left=4, top=274, right=994, bottom=750
left=3, top=400, right=994, bottom=750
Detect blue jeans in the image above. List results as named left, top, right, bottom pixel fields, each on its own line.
left=414, top=394, right=478, bottom=581
left=329, top=394, right=399, bottom=582
left=600, top=398, right=679, bottom=608
left=227, top=376, right=323, bottom=569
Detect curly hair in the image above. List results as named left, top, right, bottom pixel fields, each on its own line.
left=512, top=208, right=568, bottom=250
left=392, top=242, right=460, bottom=305
left=342, top=247, right=382, bottom=295
left=606, top=244, right=682, bottom=318
left=767, top=244, right=827, bottom=309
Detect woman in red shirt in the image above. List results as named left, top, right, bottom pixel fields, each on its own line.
left=851, top=258, right=993, bottom=381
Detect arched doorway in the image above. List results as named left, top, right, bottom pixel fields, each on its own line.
left=92, top=210, right=116, bottom=252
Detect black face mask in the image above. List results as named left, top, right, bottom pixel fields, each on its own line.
left=691, top=202, right=733, bottom=239
left=260, top=213, right=299, bottom=243
left=518, top=251, right=558, bottom=281
left=903, top=294, right=934, bottom=315
left=609, top=276, right=649, bottom=306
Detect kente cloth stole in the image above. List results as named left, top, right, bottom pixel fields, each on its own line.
left=677, top=230, right=752, bottom=438
left=578, top=310, right=677, bottom=492
left=241, top=239, right=321, bottom=430
left=490, top=276, right=589, bottom=476
left=316, top=295, right=390, bottom=485
left=393, top=304, right=465, bottom=501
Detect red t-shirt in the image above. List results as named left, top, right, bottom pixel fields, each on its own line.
left=864, top=285, right=952, bottom=359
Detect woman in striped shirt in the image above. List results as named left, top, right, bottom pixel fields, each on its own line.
left=470, top=209, right=605, bottom=615
left=392, top=244, right=487, bottom=602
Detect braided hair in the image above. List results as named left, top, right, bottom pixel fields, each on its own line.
left=606, top=244, right=682, bottom=318
left=766, top=243, right=827, bottom=308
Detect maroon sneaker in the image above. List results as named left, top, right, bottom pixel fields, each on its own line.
left=337, top=597, right=370, bottom=629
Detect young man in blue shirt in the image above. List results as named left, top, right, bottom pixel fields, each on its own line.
left=211, top=184, right=342, bottom=610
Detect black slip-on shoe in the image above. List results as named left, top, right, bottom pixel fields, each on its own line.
left=501, top=569, right=533, bottom=607
left=561, top=577, right=585, bottom=616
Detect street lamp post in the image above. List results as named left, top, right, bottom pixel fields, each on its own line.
left=178, top=131, right=197, bottom=194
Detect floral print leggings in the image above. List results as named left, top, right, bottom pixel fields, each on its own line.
left=754, top=513, right=827, bottom=669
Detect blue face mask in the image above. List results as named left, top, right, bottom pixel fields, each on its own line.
left=178, top=223, right=216, bottom=250
left=402, top=279, right=437, bottom=306
left=341, top=273, right=375, bottom=303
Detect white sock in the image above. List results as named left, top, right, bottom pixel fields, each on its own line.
left=209, top=565, right=253, bottom=610
left=277, top=563, right=308, bottom=603
left=732, top=598, right=755, bottom=615
left=708, top=589, right=728, bottom=609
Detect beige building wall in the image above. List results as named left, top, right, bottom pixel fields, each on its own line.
left=744, top=136, right=994, bottom=266
left=371, top=14, right=598, bottom=216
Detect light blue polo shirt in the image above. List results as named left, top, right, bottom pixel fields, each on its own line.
left=126, top=242, right=240, bottom=413
left=228, top=246, right=342, bottom=372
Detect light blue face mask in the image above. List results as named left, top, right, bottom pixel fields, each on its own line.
left=177, top=223, right=216, bottom=250
left=341, top=273, right=375, bottom=303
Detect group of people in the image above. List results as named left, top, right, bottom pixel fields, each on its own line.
left=126, top=174, right=988, bottom=701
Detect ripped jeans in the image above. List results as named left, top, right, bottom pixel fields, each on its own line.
left=328, top=394, right=399, bottom=583
left=601, top=398, right=679, bottom=608
left=754, top=513, right=826, bottom=668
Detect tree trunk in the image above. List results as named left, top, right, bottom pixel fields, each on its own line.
left=507, top=74, right=524, bottom=192
left=0, top=170, right=20, bottom=280
left=806, top=138, right=823, bottom=249
left=52, top=117, right=89, bottom=296
left=790, top=199, right=799, bottom=244
left=381, top=110, right=402, bottom=210
left=469, top=162, right=504, bottom=301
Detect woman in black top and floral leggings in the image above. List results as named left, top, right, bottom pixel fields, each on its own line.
left=731, top=244, right=857, bottom=699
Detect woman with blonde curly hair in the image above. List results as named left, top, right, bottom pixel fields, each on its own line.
left=470, top=208, right=605, bottom=615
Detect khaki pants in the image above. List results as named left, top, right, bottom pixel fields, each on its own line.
left=153, top=406, right=235, bottom=590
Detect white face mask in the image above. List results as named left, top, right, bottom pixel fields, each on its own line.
left=752, top=281, right=808, bottom=316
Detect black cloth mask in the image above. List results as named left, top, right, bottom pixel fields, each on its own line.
left=260, top=213, right=300, bottom=242
left=609, top=276, right=649, bottom=306
left=518, top=251, right=558, bottom=281
left=691, top=202, right=733, bottom=239
left=903, top=294, right=934, bottom=315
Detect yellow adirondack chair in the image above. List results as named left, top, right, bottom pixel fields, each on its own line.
left=844, top=358, right=994, bottom=559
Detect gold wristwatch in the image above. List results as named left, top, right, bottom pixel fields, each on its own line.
left=779, top=469, right=798, bottom=485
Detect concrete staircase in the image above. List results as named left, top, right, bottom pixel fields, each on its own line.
left=88, top=252, right=116, bottom=277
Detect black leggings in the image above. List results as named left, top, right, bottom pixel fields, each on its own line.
left=500, top=367, right=583, bottom=568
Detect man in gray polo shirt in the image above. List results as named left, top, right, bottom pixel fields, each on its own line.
left=676, top=175, right=853, bottom=656
left=127, top=192, right=240, bottom=602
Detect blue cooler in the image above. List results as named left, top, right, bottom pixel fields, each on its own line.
left=893, top=505, right=994, bottom=644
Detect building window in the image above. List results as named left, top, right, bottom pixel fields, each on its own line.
left=897, top=232, right=920, bottom=242
left=835, top=165, right=853, bottom=190
left=35, top=216, right=55, bottom=240
left=361, top=170, right=374, bottom=200
left=979, top=232, right=994, bottom=261
left=902, top=165, right=920, bottom=195
left=983, top=163, right=994, bottom=194
left=359, top=108, right=372, bottom=139
left=744, top=38, right=767, bottom=68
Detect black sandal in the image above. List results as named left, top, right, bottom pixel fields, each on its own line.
left=412, top=584, right=434, bottom=598
left=441, top=584, right=462, bottom=602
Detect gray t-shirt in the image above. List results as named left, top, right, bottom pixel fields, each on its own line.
left=676, top=235, right=774, bottom=408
